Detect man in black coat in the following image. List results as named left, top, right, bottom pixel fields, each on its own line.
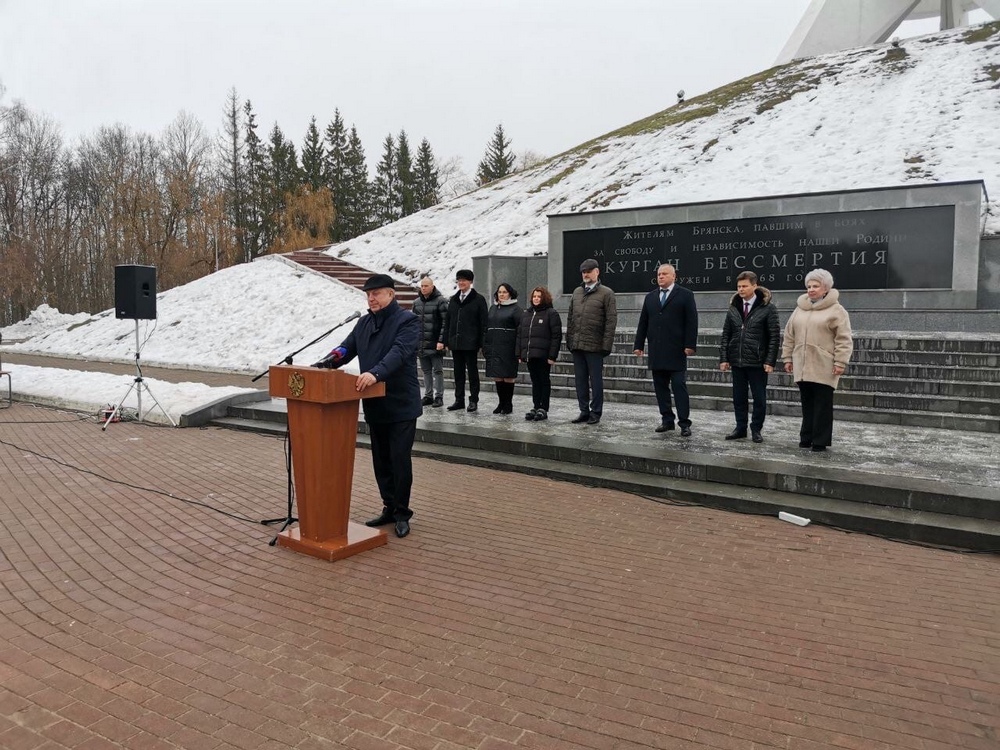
left=632, top=263, right=699, bottom=436
left=719, top=271, right=780, bottom=443
left=445, top=268, right=488, bottom=412
left=312, top=274, right=421, bottom=538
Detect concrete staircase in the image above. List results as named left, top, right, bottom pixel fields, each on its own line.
left=284, top=247, right=419, bottom=309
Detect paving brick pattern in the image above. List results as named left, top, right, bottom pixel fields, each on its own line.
left=1, top=403, right=998, bottom=750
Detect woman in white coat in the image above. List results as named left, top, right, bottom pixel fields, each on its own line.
left=781, top=269, right=853, bottom=452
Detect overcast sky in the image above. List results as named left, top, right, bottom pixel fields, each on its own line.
left=0, top=0, right=955, bottom=174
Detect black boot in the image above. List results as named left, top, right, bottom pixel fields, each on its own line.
left=503, top=382, right=515, bottom=414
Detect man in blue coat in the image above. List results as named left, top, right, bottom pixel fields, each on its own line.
left=632, top=263, right=699, bottom=436
left=313, top=274, right=422, bottom=538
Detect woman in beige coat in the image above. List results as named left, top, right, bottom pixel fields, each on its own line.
left=781, top=269, right=853, bottom=452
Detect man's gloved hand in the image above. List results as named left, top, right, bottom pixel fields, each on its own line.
left=312, top=346, right=347, bottom=368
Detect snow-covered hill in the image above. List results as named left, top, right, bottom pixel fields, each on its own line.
left=7, top=22, right=999, bottom=373
left=332, top=21, right=1000, bottom=286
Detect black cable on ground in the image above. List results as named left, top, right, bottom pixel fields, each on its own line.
left=0, top=434, right=262, bottom=526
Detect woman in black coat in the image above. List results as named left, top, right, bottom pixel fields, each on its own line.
left=484, top=283, right=523, bottom=414
left=515, top=286, right=562, bottom=421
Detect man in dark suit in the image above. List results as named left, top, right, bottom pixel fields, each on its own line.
left=445, top=268, right=488, bottom=412
left=632, top=263, right=699, bottom=436
left=312, top=274, right=422, bottom=538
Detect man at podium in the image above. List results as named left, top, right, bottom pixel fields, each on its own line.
left=314, top=274, right=422, bottom=537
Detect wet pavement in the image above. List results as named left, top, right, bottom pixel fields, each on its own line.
left=0, top=401, right=998, bottom=750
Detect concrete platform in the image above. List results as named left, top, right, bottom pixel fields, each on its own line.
left=220, top=386, right=1000, bottom=550
left=1, top=401, right=999, bottom=749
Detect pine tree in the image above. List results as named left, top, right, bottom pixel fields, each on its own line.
left=264, top=123, right=301, bottom=252
left=341, top=126, right=371, bottom=239
left=476, top=123, right=516, bottom=186
left=300, top=116, right=325, bottom=191
left=242, top=100, right=267, bottom=261
left=371, top=133, right=400, bottom=227
left=414, top=137, right=440, bottom=210
left=323, top=109, right=349, bottom=241
left=396, top=129, right=416, bottom=218
left=219, top=87, right=247, bottom=263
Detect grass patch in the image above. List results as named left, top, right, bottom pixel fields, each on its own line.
left=528, top=145, right=607, bottom=193
left=962, top=20, right=1000, bottom=44
left=903, top=154, right=925, bottom=164
left=983, top=64, right=1000, bottom=83
left=66, top=319, right=95, bottom=332
left=702, top=137, right=719, bottom=154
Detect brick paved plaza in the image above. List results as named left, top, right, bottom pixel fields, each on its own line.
left=0, top=402, right=997, bottom=749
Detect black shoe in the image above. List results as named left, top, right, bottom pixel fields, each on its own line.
left=799, top=441, right=812, bottom=449
left=421, top=395, right=433, bottom=406
left=751, top=430, right=763, bottom=443
left=655, top=422, right=675, bottom=433
left=525, top=409, right=538, bottom=421
left=680, top=426, right=692, bottom=437
left=365, top=512, right=394, bottom=527
left=725, top=429, right=747, bottom=440
left=811, top=445, right=827, bottom=452
left=394, top=520, right=410, bottom=538
left=466, top=401, right=478, bottom=412
left=493, top=403, right=504, bottom=414
left=447, top=401, right=465, bottom=411
left=587, top=414, right=601, bottom=425
left=533, top=409, right=547, bottom=421
left=571, top=413, right=591, bottom=424
left=432, top=397, right=443, bottom=408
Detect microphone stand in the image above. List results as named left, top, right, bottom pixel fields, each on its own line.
left=250, top=310, right=362, bottom=382
left=258, top=309, right=362, bottom=539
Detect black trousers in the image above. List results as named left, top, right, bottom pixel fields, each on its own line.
left=798, top=381, right=835, bottom=447
left=368, top=419, right=416, bottom=521
left=652, top=369, right=691, bottom=428
left=451, top=349, right=480, bottom=402
left=572, top=350, right=605, bottom=415
left=731, top=366, right=769, bottom=432
left=527, top=358, right=552, bottom=411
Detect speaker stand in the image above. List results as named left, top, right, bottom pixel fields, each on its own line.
left=102, top=320, right=177, bottom=430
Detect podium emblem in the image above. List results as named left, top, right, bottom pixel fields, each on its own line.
left=287, top=371, right=306, bottom=398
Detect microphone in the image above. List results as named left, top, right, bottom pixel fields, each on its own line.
left=310, top=312, right=362, bottom=368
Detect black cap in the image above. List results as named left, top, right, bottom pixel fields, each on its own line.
left=579, top=258, right=599, bottom=272
left=362, top=273, right=395, bottom=291
left=456, top=269, right=474, bottom=282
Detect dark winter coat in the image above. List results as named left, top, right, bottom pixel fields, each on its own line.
left=485, top=301, right=523, bottom=378
left=336, top=300, right=422, bottom=424
left=566, top=282, right=617, bottom=354
left=515, top=304, right=563, bottom=361
left=632, top=284, right=699, bottom=371
left=412, top=286, right=449, bottom=355
left=719, top=287, right=780, bottom=368
left=446, top=288, right=488, bottom=351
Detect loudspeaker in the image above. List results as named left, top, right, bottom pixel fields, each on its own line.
left=115, top=265, right=157, bottom=320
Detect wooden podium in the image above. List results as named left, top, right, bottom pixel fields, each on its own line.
left=269, top=365, right=388, bottom=561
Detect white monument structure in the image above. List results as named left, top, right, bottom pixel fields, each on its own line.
left=776, top=0, right=1000, bottom=63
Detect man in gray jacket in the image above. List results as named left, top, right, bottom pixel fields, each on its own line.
left=565, top=258, right=617, bottom=425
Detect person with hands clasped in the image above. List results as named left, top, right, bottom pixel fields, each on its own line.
left=719, top=271, right=780, bottom=444
left=633, top=263, right=698, bottom=436
left=312, top=273, right=421, bottom=538
left=515, top=286, right=562, bottom=421
left=566, top=258, right=617, bottom=425
left=781, top=268, right=853, bottom=453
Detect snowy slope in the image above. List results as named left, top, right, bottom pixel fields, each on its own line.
left=330, top=22, right=1000, bottom=286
